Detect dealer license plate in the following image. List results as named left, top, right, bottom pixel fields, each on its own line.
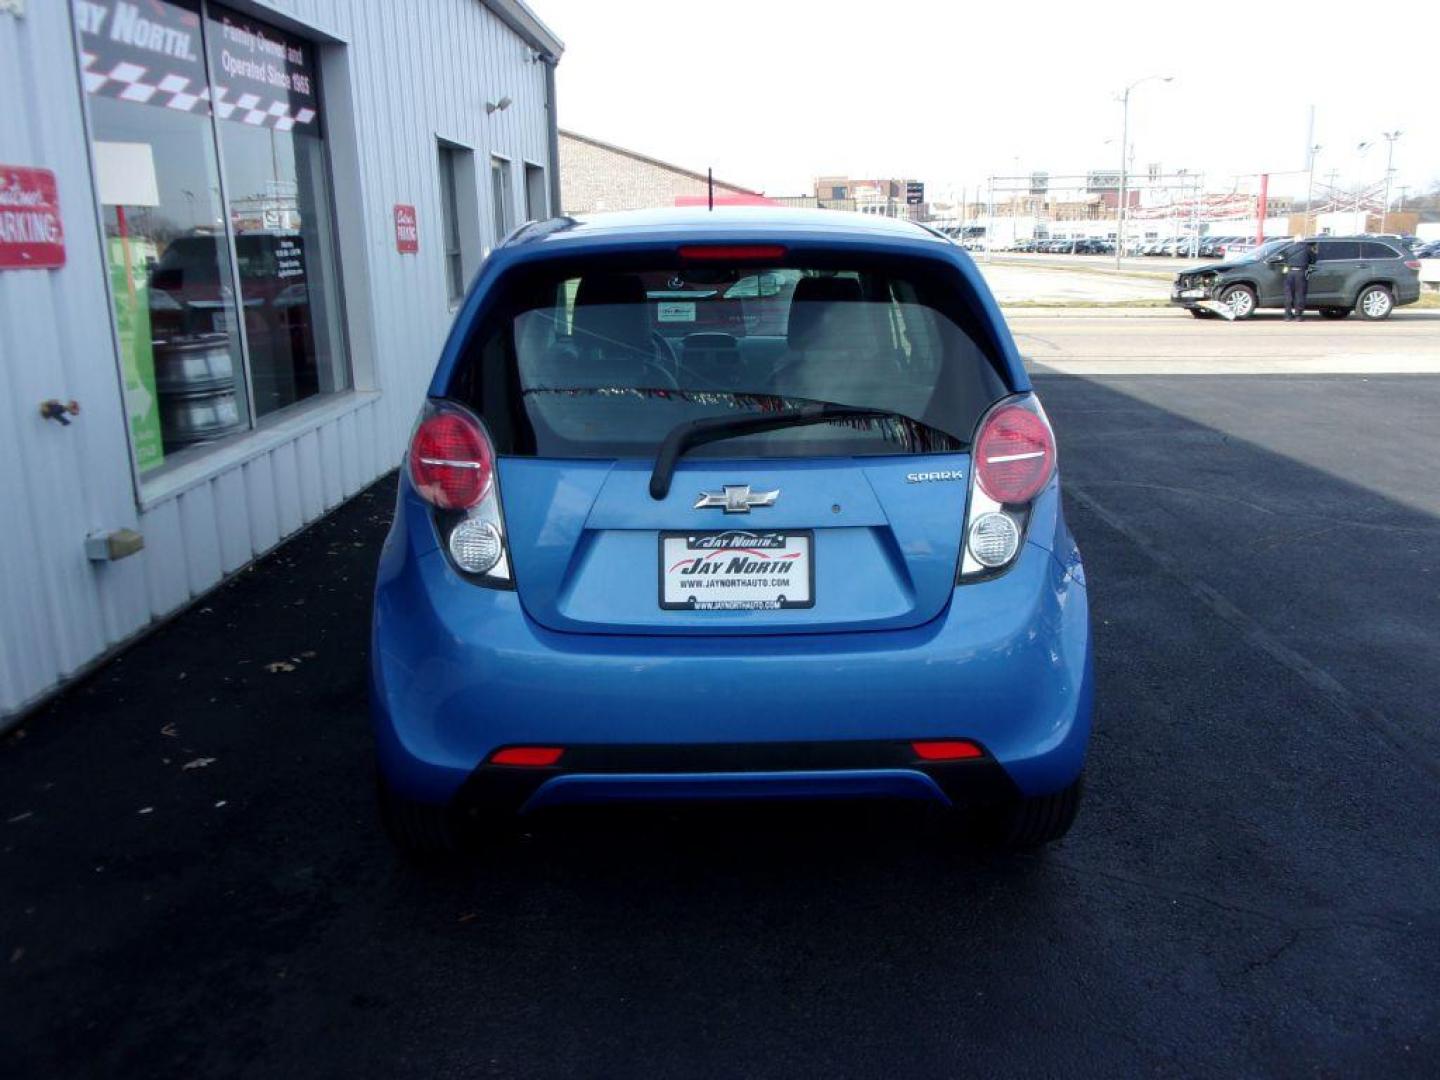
left=660, top=530, right=813, bottom=610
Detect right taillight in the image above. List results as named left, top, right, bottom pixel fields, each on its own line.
left=975, top=403, right=1055, bottom=504
left=408, top=400, right=512, bottom=585
left=959, top=395, right=1056, bottom=581
left=1404, top=259, right=1421, bottom=271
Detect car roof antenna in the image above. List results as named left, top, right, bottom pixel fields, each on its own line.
left=708, top=167, right=714, bottom=211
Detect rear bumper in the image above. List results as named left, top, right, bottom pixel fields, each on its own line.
left=371, top=520, right=1092, bottom=810
left=455, top=741, right=1021, bottom=817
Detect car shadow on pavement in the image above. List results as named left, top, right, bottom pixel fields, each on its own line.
left=3, top=371, right=1439, bottom=1078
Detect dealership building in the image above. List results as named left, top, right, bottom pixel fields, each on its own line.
left=0, top=0, right=563, bottom=721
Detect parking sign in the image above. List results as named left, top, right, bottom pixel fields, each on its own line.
left=0, top=166, right=65, bottom=270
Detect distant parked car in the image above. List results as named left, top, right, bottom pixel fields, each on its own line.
left=1171, top=235, right=1421, bottom=320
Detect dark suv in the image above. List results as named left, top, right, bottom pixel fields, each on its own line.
left=1171, top=236, right=1422, bottom=320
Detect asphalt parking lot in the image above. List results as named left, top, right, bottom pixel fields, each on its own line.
left=3, top=319, right=1439, bottom=1077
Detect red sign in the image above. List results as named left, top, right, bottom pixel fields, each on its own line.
left=0, top=166, right=66, bottom=270
left=394, top=204, right=418, bottom=254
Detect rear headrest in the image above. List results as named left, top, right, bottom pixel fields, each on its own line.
left=573, top=274, right=651, bottom=357
left=575, top=274, right=647, bottom=308
left=787, top=276, right=864, bottom=348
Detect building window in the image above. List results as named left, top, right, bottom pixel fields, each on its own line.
left=439, top=144, right=466, bottom=304
left=78, top=0, right=347, bottom=478
left=491, top=156, right=513, bottom=244
left=524, top=162, right=546, bottom=221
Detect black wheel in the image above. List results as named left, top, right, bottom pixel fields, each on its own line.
left=377, top=775, right=468, bottom=859
left=1220, top=284, right=1257, bottom=320
left=974, top=774, right=1084, bottom=850
left=1355, top=285, right=1394, bottom=321
left=1320, top=307, right=1349, bottom=320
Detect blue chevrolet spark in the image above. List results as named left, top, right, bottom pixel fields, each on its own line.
left=371, top=208, right=1092, bottom=854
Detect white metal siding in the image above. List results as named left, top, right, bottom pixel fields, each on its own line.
left=0, top=0, right=556, bottom=719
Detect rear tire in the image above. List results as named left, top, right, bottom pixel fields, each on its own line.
left=1320, top=307, right=1349, bottom=320
left=1355, top=285, right=1394, bottom=321
left=377, top=775, right=468, bottom=859
left=975, top=775, right=1084, bottom=850
left=1220, top=284, right=1257, bottom=320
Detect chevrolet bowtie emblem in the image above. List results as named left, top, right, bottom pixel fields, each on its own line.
left=694, top=484, right=779, bottom=514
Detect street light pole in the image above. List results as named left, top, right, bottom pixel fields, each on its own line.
left=1354, top=141, right=1372, bottom=232
left=985, top=173, right=994, bottom=263
left=1114, top=74, right=1172, bottom=269
left=1381, top=130, right=1402, bottom=231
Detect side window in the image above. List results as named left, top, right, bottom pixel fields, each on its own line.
left=438, top=144, right=465, bottom=304
left=887, top=278, right=941, bottom=373
left=490, top=157, right=514, bottom=244
left=524, top=163, right=547, bottom=221
left=1318, top=241, right=1360, bottom=261
left=557, top=278, right=580, bottom=336
left=1361, top=242, right=1398, bottom=260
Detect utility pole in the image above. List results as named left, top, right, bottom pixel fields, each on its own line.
left=1114, top=74, right=1173, bottom=269
left=1116, top=90, right=1129, bottom=268
left=1304, top=143, right=1321, bottom=236
left=1381, top=130, right=1402, bottom=231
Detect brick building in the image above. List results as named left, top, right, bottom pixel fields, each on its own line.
left=558, top=130, right=763, bottom=213
left=812, top=176, right=923, bottom=218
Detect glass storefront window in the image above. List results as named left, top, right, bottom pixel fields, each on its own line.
left=76, top=0, right=347, bottom=477
left=80, top=0, right=248, bottom=471
left=205, top=3, right=347, bottom=417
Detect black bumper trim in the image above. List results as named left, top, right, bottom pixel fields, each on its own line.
left=452, top=739, right=1022, bottom=817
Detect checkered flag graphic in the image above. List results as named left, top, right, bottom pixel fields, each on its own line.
left=80, top=52, right=317, bottom=131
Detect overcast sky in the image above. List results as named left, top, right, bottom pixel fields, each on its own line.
left=534, top=0, right=1438, bottom=204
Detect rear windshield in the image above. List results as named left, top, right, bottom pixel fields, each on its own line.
left=451, top=256, right=1010, bottom=459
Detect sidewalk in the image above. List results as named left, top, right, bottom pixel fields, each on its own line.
left=1002, top=305, right=1184, bottom=318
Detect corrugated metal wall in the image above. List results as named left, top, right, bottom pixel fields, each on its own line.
left=0, top=0, right=555, bottom=719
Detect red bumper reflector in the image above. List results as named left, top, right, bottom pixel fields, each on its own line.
left=911, top=740, right=984, bottom=761
left=489, top=746, right=565, bottom=767
left=677, top=244, right=787, bottom=262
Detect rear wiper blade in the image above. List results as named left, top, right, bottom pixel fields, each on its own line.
left=649, top=404, right=898, bottom=500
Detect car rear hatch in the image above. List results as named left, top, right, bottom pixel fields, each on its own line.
left=499, top=450, right=970, bottom=634
left=441, top=240, right=1013, bottom=636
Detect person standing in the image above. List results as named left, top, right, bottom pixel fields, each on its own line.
left=1281, top=238, right=1317, bottom=321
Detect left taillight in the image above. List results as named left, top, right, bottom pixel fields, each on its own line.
left=408, top=400, right=512, bottom=585
left=958, top=394, right=1056, bottom=581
